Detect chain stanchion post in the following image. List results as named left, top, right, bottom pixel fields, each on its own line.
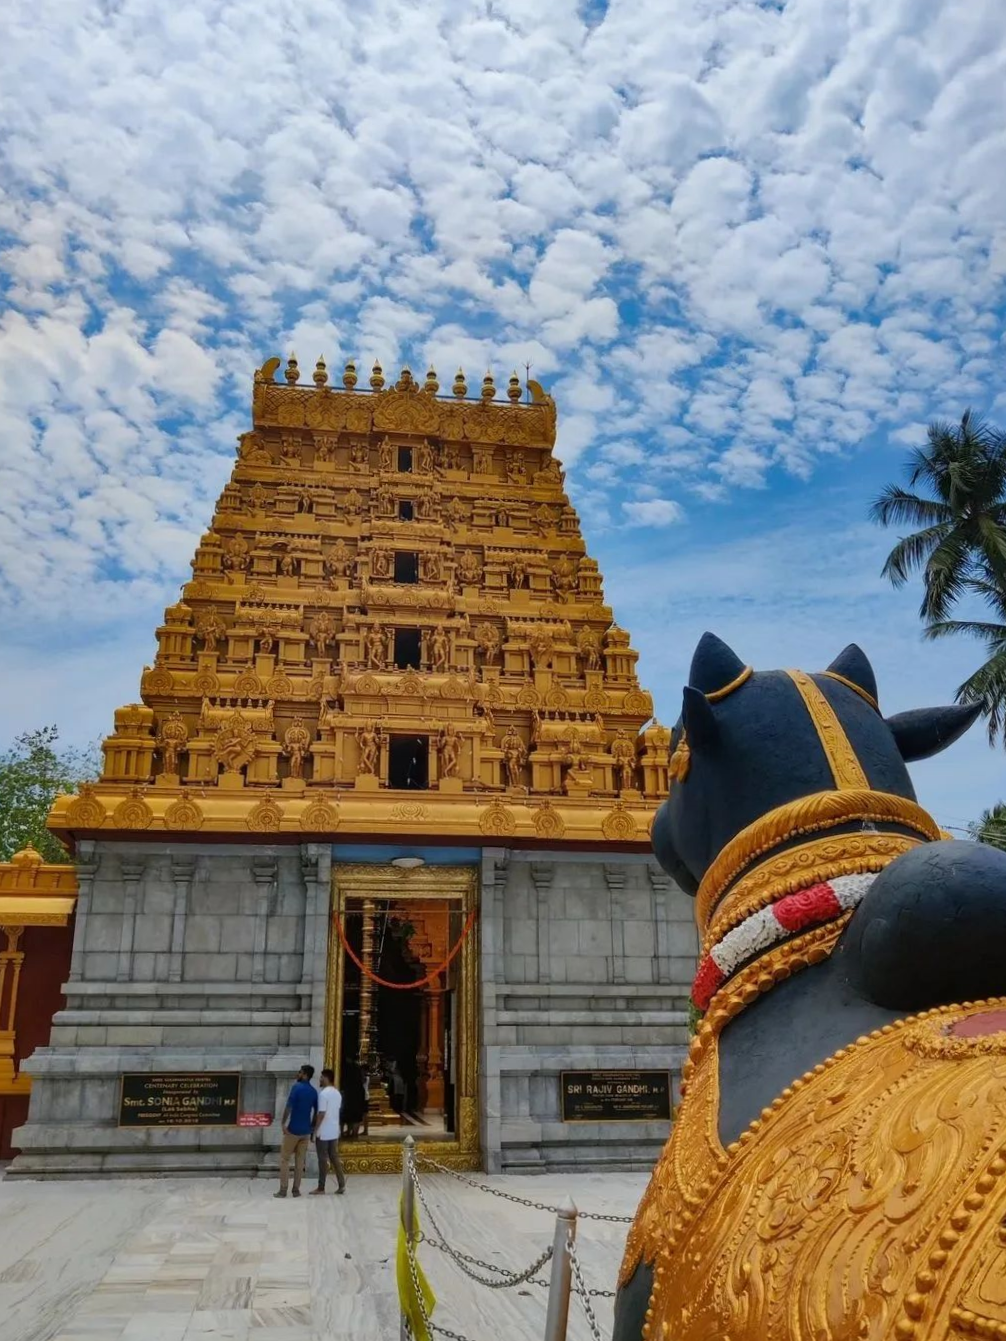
left=400, top=1135, right=416, bottom=1340
left=542, top=1197, right=576, bottom=1341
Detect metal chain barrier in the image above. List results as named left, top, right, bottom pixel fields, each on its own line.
left=400, top=1138, right=622, bottom=1341
left=566, top=1234, right=605, bottom=1341
left=414, top=1150, right=634, bottom=1223
left=408, top=1148, right=555, bottom=1289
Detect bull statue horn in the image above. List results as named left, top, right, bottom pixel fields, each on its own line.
left=688, top=632, right=745, bottom=696
left=826, top=644, right=878, bottom=705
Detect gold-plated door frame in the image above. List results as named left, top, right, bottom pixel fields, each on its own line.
left=326, top=862, right=480, bottom=1172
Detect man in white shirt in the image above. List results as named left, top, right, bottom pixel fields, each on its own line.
left=310, top=1068, right=346, bottom=1195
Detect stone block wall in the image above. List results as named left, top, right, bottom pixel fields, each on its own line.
left=11, top=840, right=333, bottom=1177
left=12, top=838, right=696, bottom=1177
left=478, top=849, right=696, bottom=1173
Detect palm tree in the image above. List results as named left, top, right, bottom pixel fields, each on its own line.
left=871, top=411, right=1006, bottom=623
left=873, top=411, right=1006, bottom=742
left=968, top=802, right=1006, bottom=852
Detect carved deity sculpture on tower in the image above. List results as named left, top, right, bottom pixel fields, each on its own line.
left=437, top=722, right=461, bottom=779
left=324, top=539, right=353, bottom=581
left=278, top=550, right=297, bottom=577
left=365, top=623, right=386, bottom=670
left=222, top=535, right=249, bottom=578
left=344, top=487, right=362, bottom=516
left=430, top=625, right=450, bottom=672
left=421, top=551, right=443, bottom=583
left=257, top=624, right=280, bottom=655
left=213, top=711, right=257, bottom=772
left=443, top=496, right=466, bottom=528
left=282, top=718, right=311, bottom=779
left=474, top=622, right=501, bottom=666
left=473, top=447, right=493, bottom=475
left=458, top=551, right=482, bottom=585
left=439, top=441, right=460, bottom=472
left=509, top=556, right=528, bottom=589
left=371, top=548, right=392, bottom=580
left=157, top=713, right=188, bottom=775
left=378, top=437, right=394, bottom=472
left=553, top=555, right=578, bottom=602
left=506, top=452, right=526, bottom=483
left=196, top=610, right=227, bottom=653
left=349, top=441, right=369, bottom=471
left=308, top=612, right=337, bottom=656
left=563, top=728, right=592, bottom=788
left=610, top=729, right=636, bottom=791
left=577, top=626, right=601, bottom=672
left=501, top=726, right=527, bottom=788
left=356, top=720, right=382, bottom=776
left=415, top=440, right=434, bottom=474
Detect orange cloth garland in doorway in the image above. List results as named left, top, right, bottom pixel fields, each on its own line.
left=334, top=909, right=477, bottom=989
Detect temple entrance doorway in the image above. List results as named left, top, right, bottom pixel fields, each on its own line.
left=328, top=863, right=480, bottom=1171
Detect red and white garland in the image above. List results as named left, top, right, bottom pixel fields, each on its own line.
left=692, top=873, right=877, bottom=1012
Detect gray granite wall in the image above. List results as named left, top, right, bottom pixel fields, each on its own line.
left=478, top=849, right=696, bottom=1173
left=12, top=838, right=696, bottom=1177
left=10, top=840, right=332, bottom=1177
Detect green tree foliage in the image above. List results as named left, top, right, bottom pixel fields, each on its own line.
left=968, top=803, right=1006, bottom=852
left=872, top=411, right=1006, bottom=742
left=0, top=727, right=101, bottom=863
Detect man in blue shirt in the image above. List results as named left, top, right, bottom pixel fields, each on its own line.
left=275, top=1064, right=317, bottom=1198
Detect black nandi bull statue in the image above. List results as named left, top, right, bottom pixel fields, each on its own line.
left=614, top=633, right=1006, bottom=1341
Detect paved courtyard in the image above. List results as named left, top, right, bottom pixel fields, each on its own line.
left=0, top=1164, right=647, bottom=1341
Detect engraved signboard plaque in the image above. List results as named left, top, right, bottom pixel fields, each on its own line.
left=560, top=1069, right=672, bottom=1123
left=118, top=1073, right=241, bottom=1128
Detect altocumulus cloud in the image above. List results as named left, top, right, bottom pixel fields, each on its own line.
left=1, top=0, right=1005, bottom=819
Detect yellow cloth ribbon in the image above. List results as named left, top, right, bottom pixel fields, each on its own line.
left=396, top=1190, right=436, bottom=1340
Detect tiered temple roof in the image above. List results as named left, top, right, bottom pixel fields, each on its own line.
left=49, top=355, right=671, bottom=846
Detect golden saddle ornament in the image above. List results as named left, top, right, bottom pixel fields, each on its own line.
left=621, top=923, right=1006, bottom=1341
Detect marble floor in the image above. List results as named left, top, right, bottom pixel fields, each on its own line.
left=0, top=1164, right=648, bottom=1341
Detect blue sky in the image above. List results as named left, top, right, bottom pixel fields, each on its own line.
left=1, top=0, right=1005, bottom=829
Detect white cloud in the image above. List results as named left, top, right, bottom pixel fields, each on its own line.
left=0, top=0, right=1003, bottom=830
left=622, top=498, right=685, bottom=527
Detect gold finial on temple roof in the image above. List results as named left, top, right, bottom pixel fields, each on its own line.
left=453, top=367, right=467, bottom=397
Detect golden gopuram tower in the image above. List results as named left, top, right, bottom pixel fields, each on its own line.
left=50, top=355, right=670, bottom=843
left=21, top=353, right=689, bottom=1182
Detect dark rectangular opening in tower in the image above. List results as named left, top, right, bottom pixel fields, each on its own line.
left=399, top=500, right=414, bottom=521
left=389, top=735, right=429, bottom=790
left=393, top=627, right=422, bottom=669
left=394, top=552, right=419, bottom=584
left=398, top=446, right=413, bottom=472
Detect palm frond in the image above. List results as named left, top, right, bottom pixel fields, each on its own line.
left=878, top=523, right=954, bottom=589
left=956, top=645, right=1006, bottom=745
left=924, top=619, right=1006, bottom=643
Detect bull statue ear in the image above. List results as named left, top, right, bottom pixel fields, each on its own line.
left=689, top=632, right=745, bottom=696
left=682, top=685, right=718, bottom=749
left=827, top=644, right=878, bottom=704
left=886, top=703, right=982, bottom=761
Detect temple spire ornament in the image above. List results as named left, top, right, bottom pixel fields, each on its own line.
left=49, top=345, right=662, bottom=845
